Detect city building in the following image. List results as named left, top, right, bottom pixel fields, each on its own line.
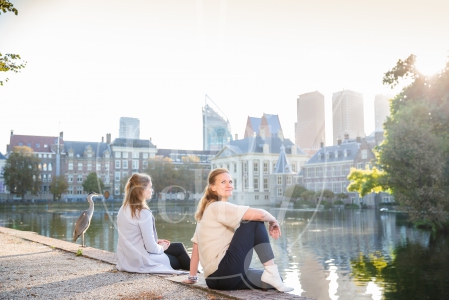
left=119, top=117, right=140, bottom=139
left=244, top=113, right=283, bottom=139
left=202, top=103, right=233, bottom=151
left=110, top=137, right=157, bottom=197
left=211, top=114, right=308, bottom=205
left=302, top=136, right=360, bottom=204
left=332, top=90, right=365, bottom=145
left=295, top=91, right=326, bottom=157
left=0, top=152, right=6, bottom=202
left=374, top=94, right=391, bottom=131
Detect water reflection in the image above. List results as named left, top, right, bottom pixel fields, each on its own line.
left=1, top=204, right=448, bottom=300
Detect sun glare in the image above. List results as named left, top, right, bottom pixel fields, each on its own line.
left=414, top=51, right=448, bottom=76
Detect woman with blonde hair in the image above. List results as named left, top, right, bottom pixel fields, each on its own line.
left=184, top=168, right=293, bottom=292
left=116, top=173, right=190, bottom=274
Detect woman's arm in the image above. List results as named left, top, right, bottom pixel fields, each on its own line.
left=242, top=208, right=282, bottom=239
left=140, top=211, right=166, bottom=254
left=182, top=242, right=199, bottom=284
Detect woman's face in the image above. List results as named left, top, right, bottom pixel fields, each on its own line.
left=211, top=172, right=233, bottom=200
left=143, top=181, right=154, bottom=201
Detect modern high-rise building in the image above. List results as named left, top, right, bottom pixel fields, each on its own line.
left=119, top=117, right=140, bottom=139
left=332, top=90, right=365, bottom=145
left=374, top=94, right=391, bottom=131
left=202, top=97, right=232, bottom=151
left=295, top=91, right=325, bottom=156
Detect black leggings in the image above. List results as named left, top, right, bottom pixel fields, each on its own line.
left=164, top=242, right=191, bottom=271
left=206, top=221, right=275, bottom=290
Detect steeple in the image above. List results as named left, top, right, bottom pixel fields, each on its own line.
left=273, top=144, right=293, bottom=174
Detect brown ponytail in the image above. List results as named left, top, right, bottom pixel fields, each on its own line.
left=195, top=168, right=230, bottom=221
left=123, top=173, right=151, bottom=219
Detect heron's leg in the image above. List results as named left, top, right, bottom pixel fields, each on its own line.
left=82, top=233, right=85, bottom=247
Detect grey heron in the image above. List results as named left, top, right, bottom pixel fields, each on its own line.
left=73, top=192, right=98, bottom=247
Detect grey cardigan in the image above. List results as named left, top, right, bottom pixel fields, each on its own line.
left=116, top=206, right=183, bottom=274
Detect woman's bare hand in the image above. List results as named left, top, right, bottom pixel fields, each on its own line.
left=268, top=221, right=281, bottom=239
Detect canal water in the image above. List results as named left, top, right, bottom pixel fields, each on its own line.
left=1, top=201, right=448, bottom=300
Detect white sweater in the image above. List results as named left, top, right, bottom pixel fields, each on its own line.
left=192, top=201, right=249, bottom=278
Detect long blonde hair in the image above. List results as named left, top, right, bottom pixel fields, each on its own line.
left=195, top=168, right=230, bottom=221
left=123, top=173, right=151, bottom=219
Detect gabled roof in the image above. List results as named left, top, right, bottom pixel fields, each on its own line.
left=215, top=136, right=305, bottom=157
left=261, top=113, right=282, bottom=137
left=306, top=141, right=360, bottom=165
left=64, top=141, right=111, bottom=158
left=273, top=145, right=294, bottom=174
left=244, top=113, right=283, bottom=138
left=9, top=134, right=62, bottom=153
left=111, top=138, right=155, bottom=148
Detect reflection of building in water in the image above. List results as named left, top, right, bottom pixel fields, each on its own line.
left=279, top=209, right=430, bottom=299
left=202, top=97, right=233, bottom=151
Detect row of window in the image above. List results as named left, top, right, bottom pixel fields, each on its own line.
left=68, top=162, right=111, bottom=171
left=38, top=163, right=53, bottom=171
left=306, top=182, right=349, bottom=193
left=213, top=161, right=298, bottom=175
left=114, top=152, right=149, bottom=159
left=304, top=164, right=352, bottom=178
left=115, top=160, right=145, bottom=169
left=67, top=175, right=110, bottom=184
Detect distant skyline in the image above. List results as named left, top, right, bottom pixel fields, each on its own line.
left=1, top=0, right=448, bottom=153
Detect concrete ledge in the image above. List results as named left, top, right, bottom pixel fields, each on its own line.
left=0, top=226, right=312, bottom=300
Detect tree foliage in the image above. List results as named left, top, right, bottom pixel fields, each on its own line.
left=347, top=166, right=389, bottom=197
left=0, top=0, right=26, bottom=86
left=144, top=157, right=177, bottom=195
left=50, top=175, right=69, bottom=200
left=3, top=146, right=41, bottom=199
left=284, top=184, right=307, bottom=198
left=82, top=172, right=105, bottom=194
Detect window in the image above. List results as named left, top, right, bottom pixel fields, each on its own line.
left=277, top=188, right=283, bottom=197
left=291, top=162, right=296, bottom=173
left=115, top=160, right=121, bottom=169
left=77, top=163, right=83, bottom=171
left=42, top=174, right=47, bottom=182
left=142, top=161, right=148, bottom=168
left=273, top=162, right=276, bottom=171
left=115, top=152, right=121, bottom=158
left=255, top=195, right=259, bottom=200
left=68, top=176, right=73, bottom=183
left=233, top=163, right=237, bottom=172
left=114, top=185, right=120, bottom=195
left=122, top=152, right=128, bottom=159
left=263, top=162, right=268, bottom=174
left=48, top=163, right=52, bottom=171
left=104, top=176, right=110, bottom=184
left=277, top=176, right=282, bottom=185
left=96, top=163, right=101, bottom=171
left=68, top=186, right=73, bottom=194
left=264, top=178, right=268, bottom=190
left=133, top=152, right=139, bottom=159
left=87, top=153, right=92, bottom=158
left=105, top=163, right=110, bottom=171
left=254, top=178, right=259, bottom=190
left=357, top=162, right=364, bottom=169
left=115, top=172, right=120, bottom=182
left=316, top=167, right=323, bottom=177
left=253, top=162, right=259, bottom=174
left=69, top=152, right=74, bottom=157
left=132, top=160, right=139, bottom=169
left=264, top=195, right=269, bottom=200
left=361, top=149, right=367, bottom=159
left=122, top=160, right=128, bottom=169
left=335, top=151, right=339, bottom=158
left=77, top=175, right=83, bottom=182
left=143, top=153, right=148, bottom=159
left=38, top=164, right=42, bottom=171
left=87, top=163, right=92, bottom=171
left=48, top=174, right=52, bottom=182
left=287, top=176, right=292, bottom=185
left=243, top=162, right=247, bottom=174
left=68, top=163, right=73, bottom=171
left=122, top=172, right=128, bottom=180
left=77, top=186, right=83, bottom=194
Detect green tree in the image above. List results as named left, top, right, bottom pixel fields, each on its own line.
left=3, top=146, right=41, bottom=199
left=50, top=175, right=69, bottom=200
left=144, top=157, right=177, bottom=195
left=300, top=190, right=316, bottom=201
left=347, top=166, right=389, bottom=197
left=1, top=0, right=26, bottom=86
left=82, top=172, right=105, bottom=194
left=284, top=184, right=307, bottom=199
left=348, top=53, right=449, bottom=230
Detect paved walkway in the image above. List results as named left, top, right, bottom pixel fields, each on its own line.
left=0, top=227, right=314, bottom=300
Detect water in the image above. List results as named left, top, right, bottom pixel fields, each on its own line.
left=1, top=202, right=448, bottom=300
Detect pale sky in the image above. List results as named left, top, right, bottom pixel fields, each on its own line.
left=1, top=0, right=448, bottom=153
